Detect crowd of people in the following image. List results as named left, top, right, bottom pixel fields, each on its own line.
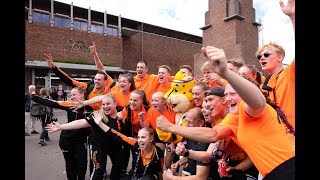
left=25, top=0, right=295, bottom=179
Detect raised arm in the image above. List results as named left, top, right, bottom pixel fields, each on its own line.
left=202, top=46, right=266, bottom=117
left=89, top=42, right=105, bottom=72
left=43, top=53, right=87, bottom=88
left=156, top=115, right=232, bottom=144
left=69, top=94, right=105, bottom=109
left=92, top=111, right=137, bottom=147
left=279, top=0, right=295, bottom=34
left=45, top=119, right=90, bottom=132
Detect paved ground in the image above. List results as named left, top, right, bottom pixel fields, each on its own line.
left=25, top=109, right=132, bottom=180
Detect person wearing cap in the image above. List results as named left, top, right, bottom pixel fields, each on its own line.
left=157, top=44, right=295, bottom=179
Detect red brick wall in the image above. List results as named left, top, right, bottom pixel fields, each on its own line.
left=25, top=21, right=202, bottom=76
left=25, top=22, right=123, bottom=67
left=123, top=33, right=202, bottom=74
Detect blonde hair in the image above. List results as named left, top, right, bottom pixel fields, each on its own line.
left=200, top=61, right=213, bottom=73
left=255, top=41, right=285, bottom=58
left=227, top=58, right=245, bottom=68
left=99, top=94, right=118, bottom=124
left=40, top=88, right=49, bottom=96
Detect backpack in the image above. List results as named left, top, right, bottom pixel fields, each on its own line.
left=39, top=105, right=53, bottom=118
left=38, top=95, right=54, bottom=122
left=30, top=100, right=42, bottom=117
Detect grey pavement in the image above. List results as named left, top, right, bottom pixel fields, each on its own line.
left=25, top=109, right=132, bottom=180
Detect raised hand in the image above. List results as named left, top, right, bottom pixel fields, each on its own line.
left=279, top=0, right=295, bottom=18
left=201, top=46, right=228, bottom=76
left=69, top=97, right=84, bottom=110
left=43, top=53, right=56, bottom=68
left=89, top=42, right=97, bottom=56
left=92, top=111, right=102, bottom=125
left=279, top=0, right=295, bottom=33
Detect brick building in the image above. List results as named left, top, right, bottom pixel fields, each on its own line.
left=25, top=0, right=202, bottom=91
left=25, top=0, right=261, bottom=92
left=194, top=0, right=261, bottom=76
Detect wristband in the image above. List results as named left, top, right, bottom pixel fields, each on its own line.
left=183, top=149, right=189, bottom=157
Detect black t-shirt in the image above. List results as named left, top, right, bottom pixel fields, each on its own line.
left=184, top=139, right=211, bottom=175
left=85, top=114, right=123, bottom=152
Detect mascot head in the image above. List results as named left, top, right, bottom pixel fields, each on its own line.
left=156, top=70, right=197, bottom=144
left=164, top=70, right=196, bottom=110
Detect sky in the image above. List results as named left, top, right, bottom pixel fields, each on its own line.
left=55, top=0, right=295, bottom=65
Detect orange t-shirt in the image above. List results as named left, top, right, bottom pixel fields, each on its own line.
left=110, top=90, right=131, bottom=108
left=220, top=101, right=295, bottom=177
left=71, top=74, right=114, bottom=110
left=145, top=106, right=176, bottom=131
left=122, top=105, right=148, bottom=134
left=134, top=74, right=174, bottom=102
left=214, top=116, right=247, bottom=161
left=263, top=60, right=295, bottom=129
left=155, top=83, right=172, bottom=95
left=134, top=74, right=160, bottom=101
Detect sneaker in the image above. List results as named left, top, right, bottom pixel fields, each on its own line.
left=25, top=132, right=30, bottom=136
left=31, top=130, right=39, bottom=134
left=38, top=139, right=47, bottom=146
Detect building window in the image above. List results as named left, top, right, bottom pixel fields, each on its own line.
left=106, top=27, right=118, bottom=36
left=74, top=21, right=81, bottom=30
left=74, top=20, right=88, bottom=31
left=91, top=23, right=104, bottom=34
left=226, top=0, right=241, bottom=17
left=80, top=22, right=88, bottom=31
left=33, top=12, right=50, bottom=24
left=55, top=16, right=70, bottom=28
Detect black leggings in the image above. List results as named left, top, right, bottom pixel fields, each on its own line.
left=89, top=144, right=123, bottom=180
left=59, top=137, right=88, bottom=180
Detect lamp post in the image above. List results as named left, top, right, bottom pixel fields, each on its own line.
left=258, top=17, right=264, bottom=47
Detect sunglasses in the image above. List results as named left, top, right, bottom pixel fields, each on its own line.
left=257, top=52, right=271, bottom=60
